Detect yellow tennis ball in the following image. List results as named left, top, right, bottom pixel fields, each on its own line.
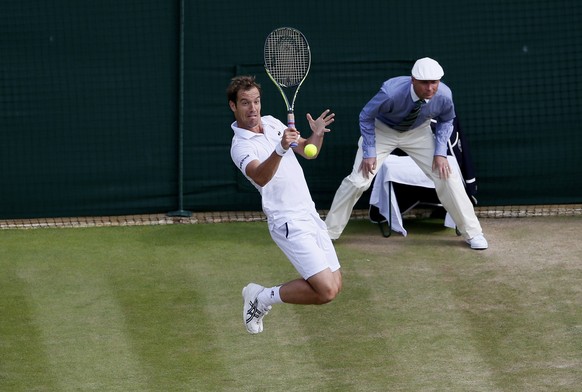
left=304, top=144, right=318, bottom=157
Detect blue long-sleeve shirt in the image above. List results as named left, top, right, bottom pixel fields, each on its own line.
left=359, top=76, right=456, bottom=158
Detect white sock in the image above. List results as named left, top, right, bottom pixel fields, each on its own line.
left=258, top=285, right=284, bottom=307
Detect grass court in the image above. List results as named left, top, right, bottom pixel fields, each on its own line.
left=1, top=215, right=580, bottom=391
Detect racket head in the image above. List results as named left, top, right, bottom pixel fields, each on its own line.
left=264, top=27, right=311, bottom=88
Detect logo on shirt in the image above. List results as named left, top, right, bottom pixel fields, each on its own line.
left=239, top=154, right=250, bottom=169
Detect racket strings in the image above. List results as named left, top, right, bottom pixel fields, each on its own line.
left=265, top=29, right=310, bottom=87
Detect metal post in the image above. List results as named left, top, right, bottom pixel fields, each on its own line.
left=168, top=0, right=192, bottom=217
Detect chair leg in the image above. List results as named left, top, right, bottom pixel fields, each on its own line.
left=378, top=220, right=391, bottom=237
left=378, top=181, right=392, bottom=237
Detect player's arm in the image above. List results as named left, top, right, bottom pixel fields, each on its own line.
left=245, top=158, right=279, bottom=187
left=293, top=109, right=335, bottom=159
left=245, top=129, right=297, bottom=187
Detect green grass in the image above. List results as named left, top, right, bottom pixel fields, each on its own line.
left=1, top=216, right=581, bottom=391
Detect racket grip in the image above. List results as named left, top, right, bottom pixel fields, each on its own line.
left=288, top=111, right=298, bottom=148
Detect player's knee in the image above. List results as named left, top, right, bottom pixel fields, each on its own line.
left=316, top=284, right=340, bottom=304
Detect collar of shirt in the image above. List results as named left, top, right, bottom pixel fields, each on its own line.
left=231, top=116, right=282, bottom=140
left=231, top=121, right=260, bottom=140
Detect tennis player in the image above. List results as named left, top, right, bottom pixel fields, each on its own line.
left=325, top=57, right=488, bottom=250
left=227, top=75, right=342, bottom=334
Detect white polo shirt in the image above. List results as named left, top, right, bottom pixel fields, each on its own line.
left=231, top=115, right=317, bottom=229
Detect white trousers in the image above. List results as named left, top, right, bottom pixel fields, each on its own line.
left=325, top=120, right=483, bottom=240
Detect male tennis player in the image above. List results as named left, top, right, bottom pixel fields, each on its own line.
left=228, top=75, right=342, bottom=334
left=325, top=57, right=488, bottom=250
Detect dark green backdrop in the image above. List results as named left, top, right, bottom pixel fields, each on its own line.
left=1, top=0, right=581, bottom=219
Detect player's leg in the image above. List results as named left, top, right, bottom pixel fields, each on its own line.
left=272, top=213, right=341, bottom=304
left=242, top=214, right=342, bottom=333
left=272, top=268, right=341, bottom=305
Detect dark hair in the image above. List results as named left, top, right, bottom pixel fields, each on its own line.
left=226, top=75, right=262, bottom=104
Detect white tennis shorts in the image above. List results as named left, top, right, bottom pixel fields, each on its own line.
left=270, top=212, right=341, bottom=280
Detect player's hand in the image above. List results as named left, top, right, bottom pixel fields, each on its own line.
left=281, top=127, right=300, bottom=149
left=433, top=155, right=451, bottom=179
left=359, top=157, right=377, bottom=179
left=307, top=110, right=335, bottom=137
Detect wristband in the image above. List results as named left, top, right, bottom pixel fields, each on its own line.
left=275, top=142, right=288, bottom=157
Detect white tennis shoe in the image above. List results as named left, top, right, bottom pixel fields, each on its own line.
left=242, top=283, right=271, bottom=334
left=467, top=234, right=488, bottom=250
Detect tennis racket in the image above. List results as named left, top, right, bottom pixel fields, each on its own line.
left=264, top=27, right=311, bottom=148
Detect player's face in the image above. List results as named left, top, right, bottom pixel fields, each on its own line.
left=230, top=87, right=262, bottom=132
left=412, top=78, right=440, bottom=100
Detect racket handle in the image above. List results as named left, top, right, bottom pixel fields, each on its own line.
left=287, top=111, right=298, bottom=148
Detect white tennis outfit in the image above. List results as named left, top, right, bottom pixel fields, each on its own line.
left=231, top=115, right=340, bottom=279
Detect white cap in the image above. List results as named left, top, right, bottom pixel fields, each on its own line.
left=411, top=57, right=444, bottom=80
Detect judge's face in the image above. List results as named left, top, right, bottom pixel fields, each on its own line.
left=412, top=78, right=440, bottom=100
